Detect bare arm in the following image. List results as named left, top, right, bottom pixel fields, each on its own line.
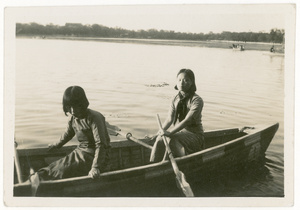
left=160, top=114, right=192, bottom=137
left=162, top=112, right=174, bottom=130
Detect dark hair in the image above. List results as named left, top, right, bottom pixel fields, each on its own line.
left=62, top=86, right=89, bottom=115
left=174, top=69, right=197, bottom=93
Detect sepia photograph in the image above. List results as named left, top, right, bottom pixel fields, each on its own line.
left=2, top=1, right=297, bottom=208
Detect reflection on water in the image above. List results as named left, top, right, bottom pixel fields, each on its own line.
left=15, top=38, right=284, bottom=197
left=192, top=159, right=284, bottom=197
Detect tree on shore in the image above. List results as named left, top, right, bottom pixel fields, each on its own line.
left=269, top=29, right=285, bottom=44
left=16, top=22, right=285, bottom=44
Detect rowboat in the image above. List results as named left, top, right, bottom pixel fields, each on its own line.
left=13, top=123, right=279, bottom=197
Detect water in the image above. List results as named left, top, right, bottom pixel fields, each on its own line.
left=15, top=38, right=284, bottom=197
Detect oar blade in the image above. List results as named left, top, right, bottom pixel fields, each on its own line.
left=106, top=121, right=121, bottom=136
left=107, top=129, right=119, bottom=136
left=176, top=171, right=194, bottom=197
left=30, top=172, right=40, bottom=196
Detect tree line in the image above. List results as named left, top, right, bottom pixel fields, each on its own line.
left=16, top=22, right=285, bottom=43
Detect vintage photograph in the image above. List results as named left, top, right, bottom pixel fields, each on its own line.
left=3, top=2, right=296, bottom=207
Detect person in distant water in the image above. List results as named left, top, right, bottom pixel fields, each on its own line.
left=150, top=69, right=204, bottom=162
left=30, top=86, right=111, bottom=181
left=270, top=45, right=275, bottom=53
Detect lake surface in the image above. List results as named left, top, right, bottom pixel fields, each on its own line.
left=15, top=38, right=284, bottom=197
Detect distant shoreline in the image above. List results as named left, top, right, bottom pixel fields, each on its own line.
left=17, top=36, right=285, bottom=53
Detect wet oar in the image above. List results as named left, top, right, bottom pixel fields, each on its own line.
left=106, top=122, right=152, bottom=150
left=156, top=114, right=194, bottom=197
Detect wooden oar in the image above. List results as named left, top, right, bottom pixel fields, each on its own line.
left=118, top=130, right=153, bottom=150
left=14, top=141, right=24, bottom=183
left=15, top=141, right=41, bottom=195
left=106, top=122, right=152, bottom=150
left=156, top=114, right=194, bottom=197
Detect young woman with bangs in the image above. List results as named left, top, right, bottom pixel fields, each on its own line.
left=30, top=86, right=111, bottom=181
left=150, top=69, right=204, bottom=162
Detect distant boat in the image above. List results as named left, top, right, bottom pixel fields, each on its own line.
left=230, top=44, right=245, bottom=51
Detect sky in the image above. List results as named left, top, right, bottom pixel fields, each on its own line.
left=5, top=4, right=289, bottom=34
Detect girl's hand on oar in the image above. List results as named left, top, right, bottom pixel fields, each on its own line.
left=144, top=134, right=158, bottom=141
left=158, top=129, right=171, bottom=137
left=88, top=167, right=101, bottom=179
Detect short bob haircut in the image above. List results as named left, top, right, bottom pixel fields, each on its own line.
left=174, top=69, right=197, bottom=93
left=62, top=86, right=89, bottom=115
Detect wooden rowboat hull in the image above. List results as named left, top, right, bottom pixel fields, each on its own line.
left=13, top=123, right=279, bottom=197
